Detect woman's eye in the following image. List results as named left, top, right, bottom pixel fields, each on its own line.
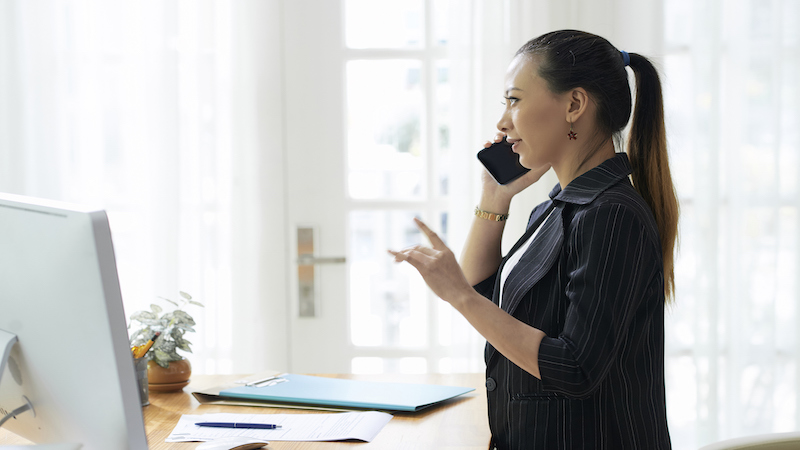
left=502, top=97, right=519, bottom=106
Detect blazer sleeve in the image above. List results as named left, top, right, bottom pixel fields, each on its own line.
left=536, top=201, right=662, bottom=397
left=473, top=272, right=498, bottom=301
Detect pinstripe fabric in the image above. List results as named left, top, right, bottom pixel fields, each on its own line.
left=475, top=154, right=671, bottom=449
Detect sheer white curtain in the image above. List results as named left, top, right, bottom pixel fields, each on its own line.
left=0, top=0, right=285, bottom=375
left=664, top=0, right=800, bottom=448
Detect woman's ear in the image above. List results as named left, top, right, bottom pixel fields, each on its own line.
left=565, top=88, right=590, bottom=124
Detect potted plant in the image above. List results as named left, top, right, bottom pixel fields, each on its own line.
left=129, top=291, right=203, bottom=391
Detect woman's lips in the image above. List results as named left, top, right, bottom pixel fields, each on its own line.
left=506, top=138, right=521, bottom=152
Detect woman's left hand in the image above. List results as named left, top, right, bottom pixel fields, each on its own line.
left=388, top=218, right=474, bottom=307
left=390, top=217, right=546, bottom=380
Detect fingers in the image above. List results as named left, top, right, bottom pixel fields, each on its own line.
left=387, top=218, right=449, bottom=268
left=387, top=248, right=435, bottom=269
left=389, top=245, right=436, bottom=260
left=483, top=133, right=507, bottom=148
left=413, top=217, right=446, bottom=249
left=387, top=249, right=408, bottom=263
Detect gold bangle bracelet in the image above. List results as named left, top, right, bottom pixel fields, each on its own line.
left=474, top=206, right=509, bottom=222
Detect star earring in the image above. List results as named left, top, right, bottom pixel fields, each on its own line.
left=568, top=123, right=577, bottom=140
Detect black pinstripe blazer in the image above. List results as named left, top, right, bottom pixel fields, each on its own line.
left=474, top=154, right=671, bottom=449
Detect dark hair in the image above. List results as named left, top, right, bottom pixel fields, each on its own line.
left=516, top=30, right=679, bottom=302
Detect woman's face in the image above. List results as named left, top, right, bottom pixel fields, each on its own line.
left=496, top=55, right=570, bottom=170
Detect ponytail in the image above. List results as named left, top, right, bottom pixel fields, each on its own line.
left=517, top=31, right=679, bottom=303
left=627, top=53, right=679, bottom=302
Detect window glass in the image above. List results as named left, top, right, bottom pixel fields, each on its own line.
left=432, top=0, right=453, bottom=45
left=434, top=61, right=451, bottom=197
left=349, top=210, right=428, bottom=347
left=345, top=0, right=424, bottom=48
left=346, top=60, right=425, bottom=200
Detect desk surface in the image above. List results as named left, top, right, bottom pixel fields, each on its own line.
left=1, top=372, right=490, bottom=449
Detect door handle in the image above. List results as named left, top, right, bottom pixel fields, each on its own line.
left=296, top=255, right=346, bottom=265
left=296, top=227, right=346, bottom=318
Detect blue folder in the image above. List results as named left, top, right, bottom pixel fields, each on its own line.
left=219, top=374, right=475, bottom=412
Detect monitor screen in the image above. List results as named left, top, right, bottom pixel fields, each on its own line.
left=0, top=193, right=148, bottom=449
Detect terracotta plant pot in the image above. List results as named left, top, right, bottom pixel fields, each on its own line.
left=147, top=358, right=191, bottom=392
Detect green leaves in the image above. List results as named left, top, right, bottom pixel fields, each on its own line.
left=153, top=349, right=174, bottom=368
left=128, top=291, right=203, bottom=368
left=129, top=310, right=159, bottom=326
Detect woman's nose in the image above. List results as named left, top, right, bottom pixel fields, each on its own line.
left=496, top=111, right=511, bottom=133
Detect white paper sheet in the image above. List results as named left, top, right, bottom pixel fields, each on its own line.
left=166, top=411, right=393, bottom=443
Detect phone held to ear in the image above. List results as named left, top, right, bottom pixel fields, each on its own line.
left=477, top=138, right=531, bottom=185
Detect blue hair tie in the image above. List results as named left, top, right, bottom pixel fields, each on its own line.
left=620, top=50, right=630, bottom=67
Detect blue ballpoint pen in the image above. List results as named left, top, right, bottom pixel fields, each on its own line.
left=196, top=422, right=282, bottom=429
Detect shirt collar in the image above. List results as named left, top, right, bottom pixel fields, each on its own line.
left=548, top=153, right=633, bottom=205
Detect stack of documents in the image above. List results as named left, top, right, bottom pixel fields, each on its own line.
left=166, top=411, right=392, bottom=443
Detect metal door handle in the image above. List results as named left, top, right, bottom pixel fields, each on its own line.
left=296, top=255, right=346, bottom=265
left=296, top=227, right=346, bottom=318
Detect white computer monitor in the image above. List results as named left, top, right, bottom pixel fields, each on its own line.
left=0, top=193, right=148, bottom=449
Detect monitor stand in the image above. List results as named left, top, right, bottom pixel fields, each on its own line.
left=1, top=328, right=35, bottom=426
left=1, top=329, right=81, bottom=449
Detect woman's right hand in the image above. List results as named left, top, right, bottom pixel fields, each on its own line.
left=461, top=133, right=549, bottom=285
left=480, top=133, right=551, bottom=203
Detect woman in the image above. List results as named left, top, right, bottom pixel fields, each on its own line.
left=389, top=30, right=678, bottom=449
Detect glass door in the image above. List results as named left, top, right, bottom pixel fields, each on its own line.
left=285, top=0, right=483, bottom=374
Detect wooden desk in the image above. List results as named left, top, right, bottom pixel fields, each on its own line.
left=1, top=373, right=490, bottom=449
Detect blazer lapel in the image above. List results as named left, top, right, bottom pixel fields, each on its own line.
left=488, top=203, right=555, bottom=307
left=500, top=208, right=564, bottom=315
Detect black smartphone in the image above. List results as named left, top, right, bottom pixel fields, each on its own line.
left=477, top=138, right=530, bottom=184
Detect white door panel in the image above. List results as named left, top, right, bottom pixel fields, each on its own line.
left=283, top=0, right=350, bottom=373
